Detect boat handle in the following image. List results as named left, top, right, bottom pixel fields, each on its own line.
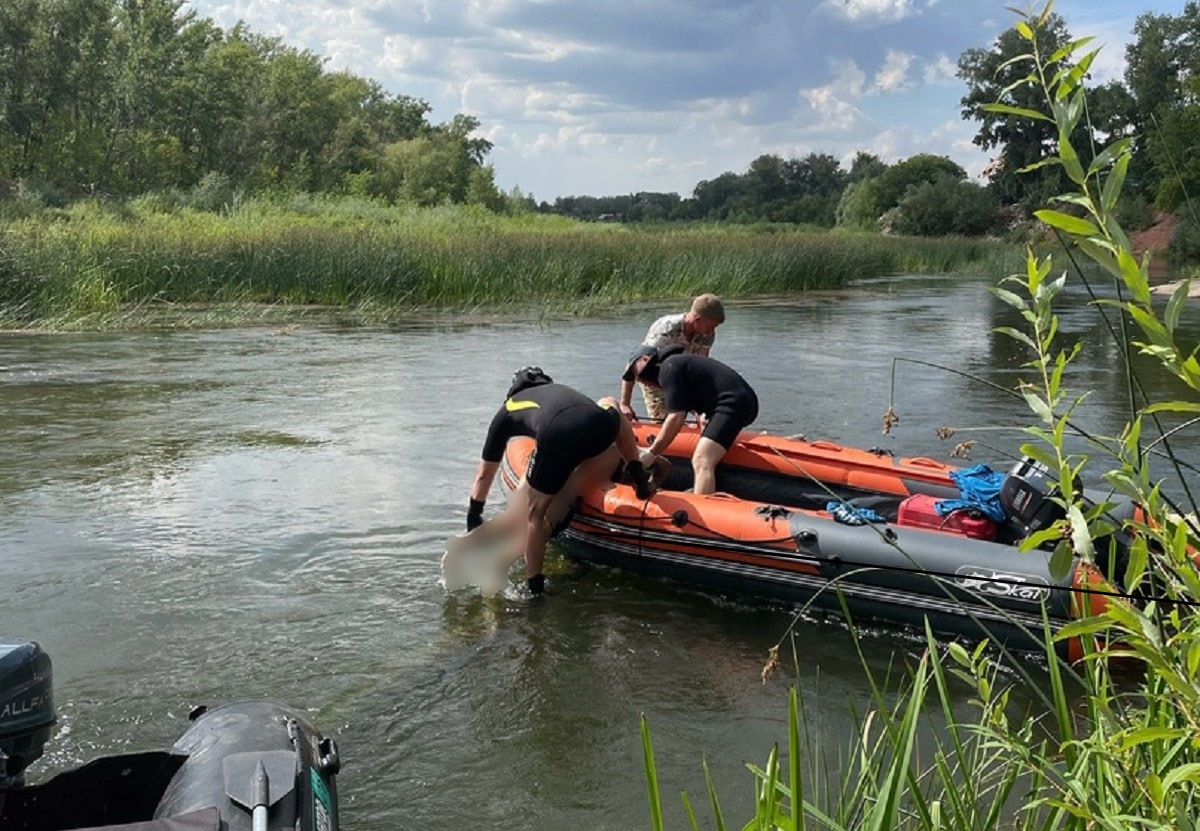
left=808, top=440, right=844, bottom=451
left=906, top=457, right=948, bottom=469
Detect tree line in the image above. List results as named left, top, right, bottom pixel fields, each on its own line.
left=548, top=151, right=1000, bottom=238
left=0, top=0, right=509, bottom=209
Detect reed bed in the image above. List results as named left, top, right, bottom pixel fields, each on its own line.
left=0, top=197, right=1014, bottom=329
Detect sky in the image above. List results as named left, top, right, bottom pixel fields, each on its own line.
left=182, top=0, right=1184, bottom=203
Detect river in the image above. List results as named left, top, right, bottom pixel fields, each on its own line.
left=2, top=273, right=1197, bottom=829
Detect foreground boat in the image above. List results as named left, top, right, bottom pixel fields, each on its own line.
left=0, top=639, right=340, bottom=831
left=500, top=423, right=1135, bottom=659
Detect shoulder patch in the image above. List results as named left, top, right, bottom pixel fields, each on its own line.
left=505, top=398, right=541, bottom=412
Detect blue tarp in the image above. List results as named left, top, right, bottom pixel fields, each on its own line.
left=934, top=463, right=1007, bottom=521
left=827, top=501, right=888, bottom=525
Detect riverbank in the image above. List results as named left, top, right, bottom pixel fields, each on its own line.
left=1151, top=278, right=1200, bottom=297
left=0, top=197, right=1020, bottom=330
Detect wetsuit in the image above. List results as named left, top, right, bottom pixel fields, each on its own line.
left=657, top=354, right=758, bottom=448
left=480, top=382, right=621, bottom=494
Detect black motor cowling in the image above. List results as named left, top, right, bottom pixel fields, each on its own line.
left=999, top=457, right=1068, bottom=538
left=0, top=640, right=55, bottom=785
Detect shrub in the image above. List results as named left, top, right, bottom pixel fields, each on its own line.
left=892, top=176, right=1001, bottom=237
left=187, top=172, right=239, bottom=214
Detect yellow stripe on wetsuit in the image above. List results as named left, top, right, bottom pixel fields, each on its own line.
left=505, top=398, right=541, bottom=412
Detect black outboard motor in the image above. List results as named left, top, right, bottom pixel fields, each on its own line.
left=0, top=641, right=55, bottom=787
left=0, top=639, right=340, bottom=831
left=999, top=457, right=1068, bottom=540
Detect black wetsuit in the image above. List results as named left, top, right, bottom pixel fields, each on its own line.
left=480, top=382, right=620, bottom=494
left=658, top=354, right=758, bottom=448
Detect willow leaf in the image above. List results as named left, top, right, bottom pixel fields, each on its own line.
left=1034, top=209, right=1098, bottom=236
left=983, top=103, right=1051, bottom=122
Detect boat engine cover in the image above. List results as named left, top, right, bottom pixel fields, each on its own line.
left=0, top=640, right=55, bottom=784
left=999, top=458, right=1066, bottom=537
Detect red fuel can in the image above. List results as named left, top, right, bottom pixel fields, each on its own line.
left=898, top=494, right=998, bottom=540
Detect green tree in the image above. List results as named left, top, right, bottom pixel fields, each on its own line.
left=1123, top=4, right=1200, bottom=208
left=254, top=46, right=337, bottom=190
left=743, top=153, right=789, bottom=215
left=466, top=164, right=504, bottom=211
left=837, top=154, right=966, bottom=230
left=873, top=154, right=965, bottom=215
left=0, top=0, right=41, bottom=178
left=891, top=175, right=1000, bottom=236
left=0, top=1, right=498, bottom=207
left=834, top=178, right=881, bottom=229
left=847, top=150, right=887, bottom=183
left=0, top=0, right=115, bottom=188
left=377, top=126, right=486, bottom=206
left=105, top=0, right=198, bottom=190
left=691, top=171, right=743, bottom=220
left=957, top=11, right=1073, bottom=208
left=170, top=25, right=263, bottom=185
left=780, top=153, right=846, bottom=226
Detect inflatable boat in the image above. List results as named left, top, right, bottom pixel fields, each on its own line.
left=0, top=640, right=340, bottom=831
left=500, top=423, right=1137, bottom=659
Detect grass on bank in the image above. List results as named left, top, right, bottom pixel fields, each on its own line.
left=0, top=194, right=1020, bottom=330
left=639, top=4, right=1200, bottom=829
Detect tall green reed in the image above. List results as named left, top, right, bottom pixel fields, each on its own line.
left=0, top=198, right=1011, bottom=329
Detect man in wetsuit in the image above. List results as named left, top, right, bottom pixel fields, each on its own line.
left=618, top=293, right=725, bottom=421
left=624, top=346, right=758, bottom=495
left=457, top=367, right=651, bottom=595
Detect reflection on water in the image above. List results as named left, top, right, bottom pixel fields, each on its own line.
left=1, top=275, right=1197, bottom=829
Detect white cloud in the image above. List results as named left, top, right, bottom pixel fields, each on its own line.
left=820, top=0, right=919, bottom=24
left=378, top=34, right=432, bottom=74
left=922, top=53, right=958, bottom=85
left=799, top=58, right=868, bottom=132
left=874, top=50, right=913, bottom=92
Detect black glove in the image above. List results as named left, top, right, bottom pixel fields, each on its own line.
left=467, top=498, right=485, bottom=531
left=526, top=573, right=546, bottom=596
left=625, top=459, right=654, bottom=500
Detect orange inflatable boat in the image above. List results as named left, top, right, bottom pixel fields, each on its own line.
left=501, top=422, right=1139, bottom=660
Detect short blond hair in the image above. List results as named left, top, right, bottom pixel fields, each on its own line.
left=689, top=293, right=725, bottom=324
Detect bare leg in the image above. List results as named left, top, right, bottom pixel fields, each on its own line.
left=596, top=398, right=639, bottom=464
left=521, top=444, right=623, bottom=579
left=522, top=486, right=556, bottom=578
left=692, top=437, right=727, bottom=495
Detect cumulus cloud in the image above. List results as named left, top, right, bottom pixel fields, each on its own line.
left=801, top=58, right=869, bottom=132
left=819, top=0, right=919, bottom=24
left=874, top=50, right=913, bottom=92
left=922, top=53, right=959, bottom=85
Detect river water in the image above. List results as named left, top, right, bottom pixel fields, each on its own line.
left=2, top=273, right=1197, bottom=829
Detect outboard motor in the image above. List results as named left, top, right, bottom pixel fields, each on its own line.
left=0, top=641, right=55, bottom=787
left=0, top=640, right=340, bottom=831
left=999, top=457, right=1068, bottom=540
